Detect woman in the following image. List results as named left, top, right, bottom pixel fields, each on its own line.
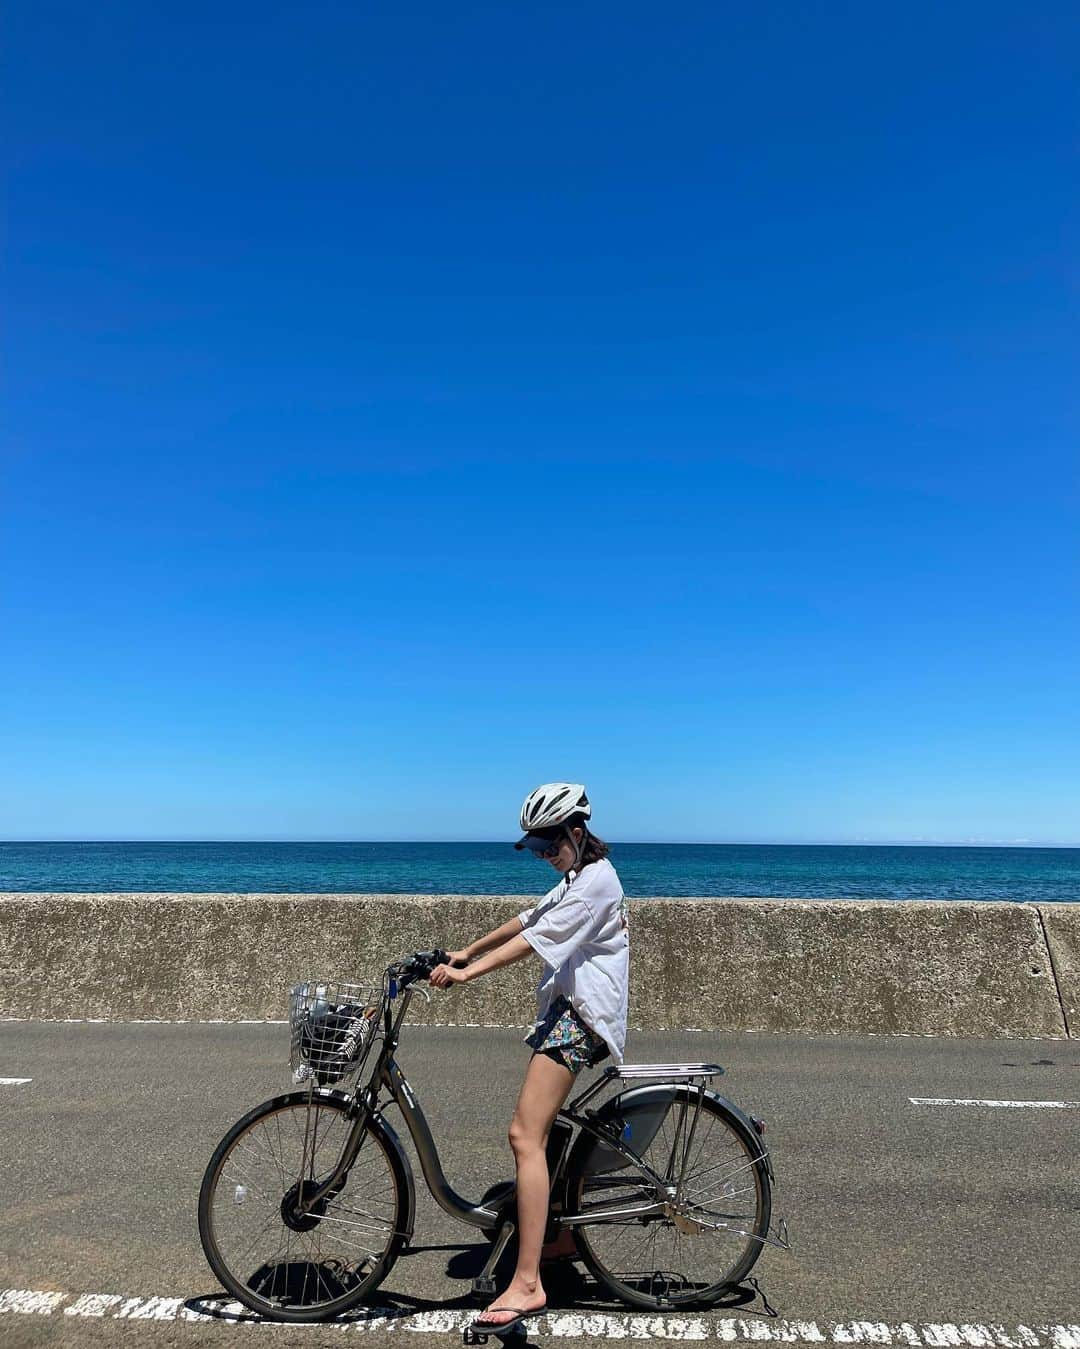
left=429, top=781, right=629, bottom=1335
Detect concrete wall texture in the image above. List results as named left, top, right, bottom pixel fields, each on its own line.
left=1, top=893, right=1076, bottom=1038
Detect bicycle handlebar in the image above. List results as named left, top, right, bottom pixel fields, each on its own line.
left=390, top=948, right=465, bottom=988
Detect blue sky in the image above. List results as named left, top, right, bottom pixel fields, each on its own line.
left=2, top=2, right=1077, bottom=843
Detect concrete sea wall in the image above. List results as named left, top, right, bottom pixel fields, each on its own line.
left=1, top=893, right=1075, bottom=1038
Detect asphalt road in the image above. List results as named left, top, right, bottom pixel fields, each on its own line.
left=1, top=1020, right=1078, bottom=1348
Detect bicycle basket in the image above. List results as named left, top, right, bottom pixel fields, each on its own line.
left=288, top=980, right=384, bottom=1086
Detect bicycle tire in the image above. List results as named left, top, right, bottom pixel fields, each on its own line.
left=198, top=1090, right=412, bottom=1322
left=564, top=1086, right=772, bottom=1310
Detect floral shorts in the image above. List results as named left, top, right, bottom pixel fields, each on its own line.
left=525, top=995, right=609, bottom=1075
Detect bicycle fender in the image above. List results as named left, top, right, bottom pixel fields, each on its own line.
left=371, top=1109, right=417, bottom=1243
left=708, top=1091, right=773, bottom=1182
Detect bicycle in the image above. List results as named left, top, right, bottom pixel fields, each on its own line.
left=198, top=949, right=788, bottom=1335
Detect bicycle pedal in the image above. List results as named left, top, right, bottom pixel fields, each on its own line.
left=464, top=1326, right=525, bottom=1346
left=470, top=1276, right=498, bottom=1296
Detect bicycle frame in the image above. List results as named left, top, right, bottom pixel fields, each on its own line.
left=293, top=984, right=500, bottom=1225
left=293, top=983, right=721, bottom=1235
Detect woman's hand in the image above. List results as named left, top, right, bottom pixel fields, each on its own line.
left=445, top=949, right=470, bottom=968
left=429, top=962, right=470, bottom=989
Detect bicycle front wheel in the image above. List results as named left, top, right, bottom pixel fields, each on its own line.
left=198, top=1090, right=411, bottom=1322
left=567, top=1087, right=771, bottom=1309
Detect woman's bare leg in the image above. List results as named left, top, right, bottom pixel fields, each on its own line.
left=477, top=1051, right=574, bottom=1325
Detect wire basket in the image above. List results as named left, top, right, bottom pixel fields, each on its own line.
left=288, top=979, right=385, bottom=1086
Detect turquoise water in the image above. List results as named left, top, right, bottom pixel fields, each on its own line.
left=1, top=842, right=1077, bottom=902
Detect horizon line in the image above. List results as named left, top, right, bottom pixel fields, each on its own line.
left=2, top=838, right=1078, bottom=850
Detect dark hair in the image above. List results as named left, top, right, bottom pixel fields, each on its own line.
left=567, top=812, right=609, bottom=866
left=576, top=829, right=610, bottom=866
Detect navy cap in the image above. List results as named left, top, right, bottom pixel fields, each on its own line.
left=515, top=831, right=559, bottom=854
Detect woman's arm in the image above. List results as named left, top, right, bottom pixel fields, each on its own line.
left=430, top=933, right=534, bottom=987
left=450, top=915, right=526, bottom=964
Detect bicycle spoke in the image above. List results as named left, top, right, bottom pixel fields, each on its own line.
left=681, top=1148, right=757, bottom=1187
left=233, top=1208, right=289, bottom=1270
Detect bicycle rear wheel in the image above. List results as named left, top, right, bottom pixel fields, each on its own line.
left=566, top=1086, right=771, bottom=1309
left=198, top=1090, right=411, bottom=1322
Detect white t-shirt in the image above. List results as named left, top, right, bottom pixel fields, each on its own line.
left=517, top=857, right=629, bottom=1064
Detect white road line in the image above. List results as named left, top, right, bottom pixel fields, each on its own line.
left=1, top=1287, right=1078, bottom=1344
left=0, top=1078, right=31, bottom=1086
left=910, top=1098, right=1080, bottom=1109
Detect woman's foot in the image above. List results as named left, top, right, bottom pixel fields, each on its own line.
left=475, top=1277, right=547, bottom=1327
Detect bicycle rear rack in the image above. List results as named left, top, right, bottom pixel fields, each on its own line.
left=608, top=1063, right=724, bottom=1079
left=567, top=1063, right=723, bottom=1114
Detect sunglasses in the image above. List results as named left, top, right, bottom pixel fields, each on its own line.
left=521, top=833, right=565, bottom=858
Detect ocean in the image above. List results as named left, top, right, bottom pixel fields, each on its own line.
left=1, top=841, right=1077, bottom=902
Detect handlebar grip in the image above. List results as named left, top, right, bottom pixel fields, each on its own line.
left=431, top=950, right=471, bottom=969
left=395, top=949, right=464, bottom=989
left=408, top=949, right=449, bottom=974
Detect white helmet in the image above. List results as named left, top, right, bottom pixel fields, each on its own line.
left=518, top=782, right=591, bottom=834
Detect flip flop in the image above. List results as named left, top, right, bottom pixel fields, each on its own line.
left=463, top=1305, right=546, bottom=1343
